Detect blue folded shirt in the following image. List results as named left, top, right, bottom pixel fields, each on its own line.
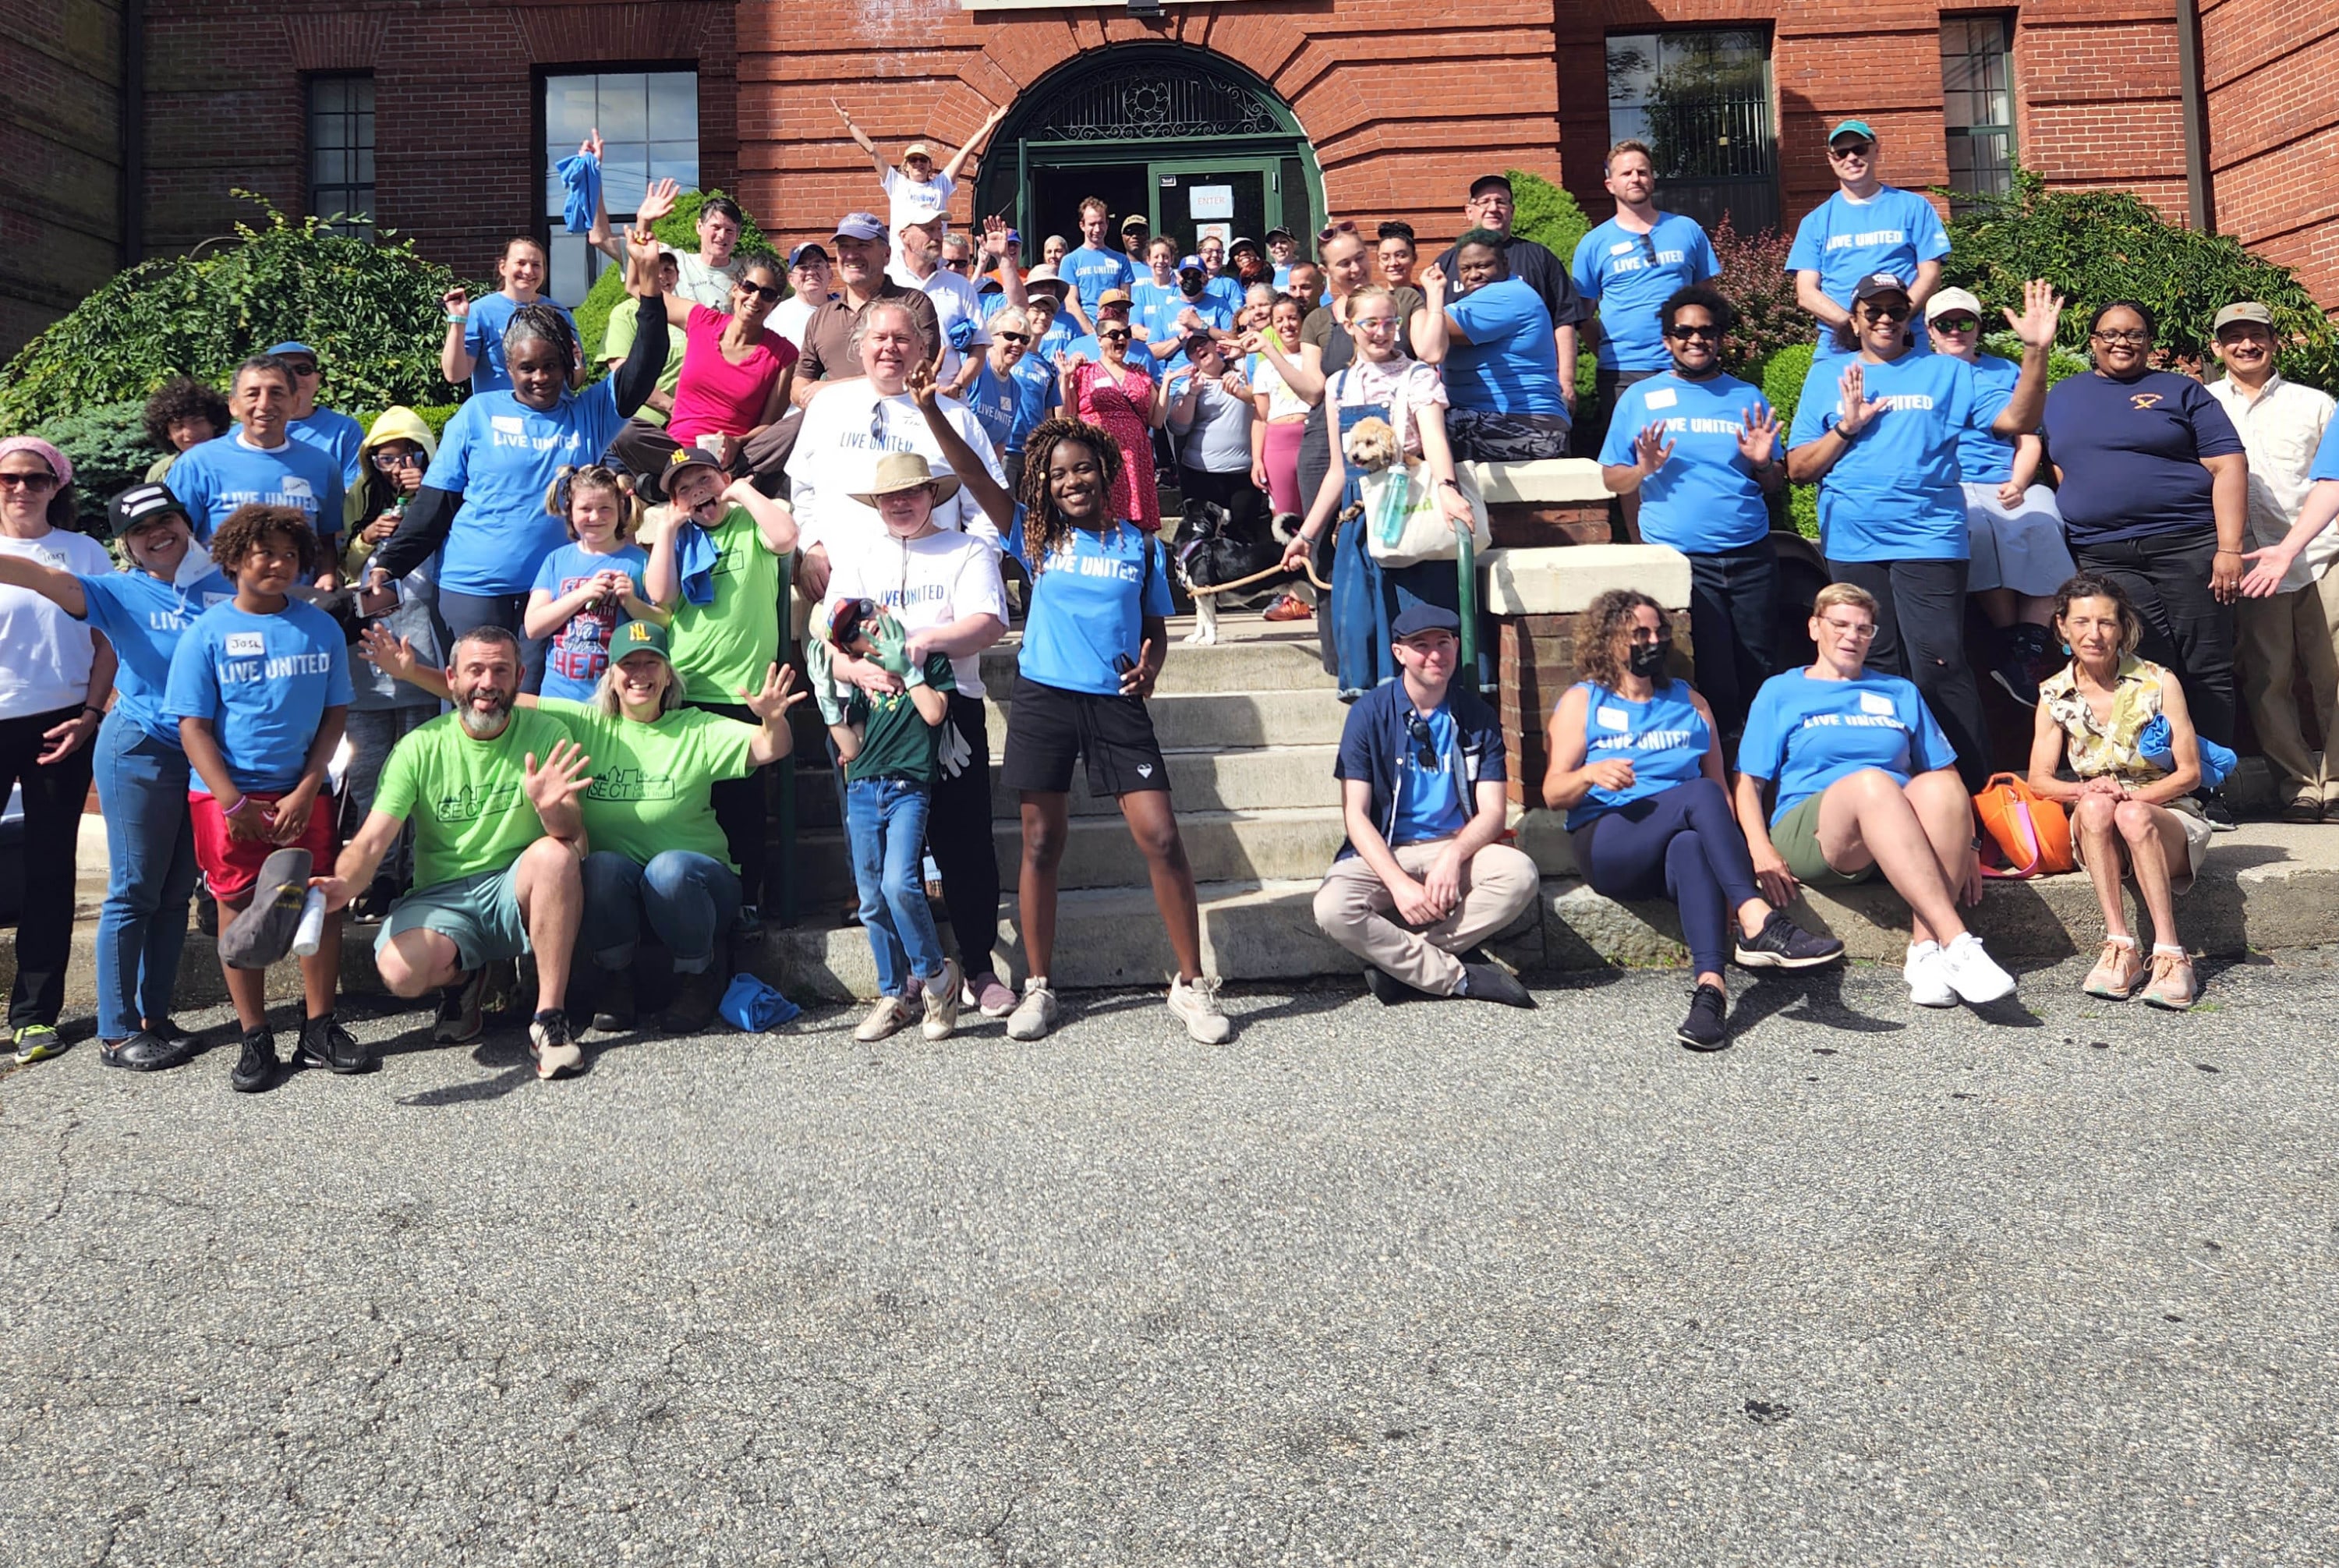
left=720, top=973, right=801, bottom=1032
left=674, top=520, right=721, bottom=606
left=2139, top=714, right=2236, bottom=788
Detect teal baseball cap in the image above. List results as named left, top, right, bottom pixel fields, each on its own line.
left=1828, top=119, right=1877, bottom=145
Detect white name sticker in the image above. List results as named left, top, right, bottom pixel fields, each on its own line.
left=225, top=632, right=266, bottom=657
left=1644, top=388, right=1678, bottom=410
left=490, top=416, right=526, bottom=437
left=1595, top=705, right=1630, bottom=731
left=1859, top=692, right=1895, bottom=717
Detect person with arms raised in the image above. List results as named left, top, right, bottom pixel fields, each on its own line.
left=833, top=99, right=1008, bottom=246
left=441, top=235, right=579, bottom=395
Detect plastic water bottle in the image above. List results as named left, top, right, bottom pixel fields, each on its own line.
left=290, top=887, right=328, bottom=957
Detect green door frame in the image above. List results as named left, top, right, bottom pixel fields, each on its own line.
left=1011, top=137, right=1318, bottom=239
left=1144, top=155, right=1281, bottom=239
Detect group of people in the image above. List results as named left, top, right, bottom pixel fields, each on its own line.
left=4, top=108, right=2334, bottom=1083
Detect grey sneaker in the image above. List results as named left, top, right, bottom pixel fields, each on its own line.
left=1005, top=978, right=1057, bottom=1042
left=920, top=958, right=963, bottom=1042
left=11, top=1023, right=62, bottom=1064
left=1167, top=975, right=1231, bottom=1044
left=854, top=996, right=912, bottom=1043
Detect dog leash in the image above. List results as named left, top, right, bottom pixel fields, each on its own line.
left=1189, top=504, right=1354, bottom=597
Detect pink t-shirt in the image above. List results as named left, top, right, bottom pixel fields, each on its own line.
left=668, top=304, right=797, bottom=443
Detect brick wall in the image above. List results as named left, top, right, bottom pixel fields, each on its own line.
left=139, top=0, right=736, bottom=286
left=0, top=0, right=123, bottom=356
left=2199, top=0, right=2339, bottom=303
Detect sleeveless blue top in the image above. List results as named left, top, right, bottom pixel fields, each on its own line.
left=1562, top=678, right=1711, bottom=830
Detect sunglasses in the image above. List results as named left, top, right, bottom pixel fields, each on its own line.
left=1317, top=218, right=1358, bottom=242
left=1829, top=142, right=1874, bottom=160
left=282, top=362, right=320, bottom=377
left=0, top=471, right=58, bottom=490
left=736, top=281, right=784, bottom=303
left=1931, top=315, right=1980, bottom=333
left=1860, top=302, right=1913, bottom=323
left=1637, top=232, right=1659, bottom=265
left=1402, top=711, right=1441, bottom=771
left=1099, top=329, right=1131, bottom=342
left=943, top=257, right=974, bottom=271
left=996, top=331, right=1031, bottom=345
left=1665, top=324, right=1720, bottom=341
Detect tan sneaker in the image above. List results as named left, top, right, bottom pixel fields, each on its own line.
left=920, top=958, right=962, bottom=1042
left=854, top=996, right=912, bottom=1042
left=2140, top=948, right=2198, bottom=1011
left=1167, top=975, right=1231, bottom=1044
left=2082, top=936, right=2144, bottom=999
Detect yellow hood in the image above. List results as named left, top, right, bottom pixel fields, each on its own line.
left=361, top=405, right=438, bottom=462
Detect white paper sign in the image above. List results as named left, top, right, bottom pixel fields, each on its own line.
left=1195, top=221, right=1232, bottom=248
left=1189, top=185, right=1234, bottom=221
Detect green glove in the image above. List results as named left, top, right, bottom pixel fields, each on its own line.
left=801, top=635, right=848, bottom=727
left=868, top=612, right=911, bottom=678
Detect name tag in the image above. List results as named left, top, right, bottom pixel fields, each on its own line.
left=1644, top=388, right=1678, bottom=410
left=1609, top=241, right=1634, bottom=257
left=1595, top=705, right=1630, bottom=731
left=491, top=415, right=526, bottom=437
left=225, top=632, right=266, bottom=657
left=1859, top=692, right=1895, bottom=717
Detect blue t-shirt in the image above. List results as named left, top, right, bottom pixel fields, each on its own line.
left=1138, top=288, right=1236, bottom=361
left=1737, top=668, right=1958, bottom=821
left=1035, top=316, right=1081, bottom=366
left=1203, top=275, right=1246, bottom=316
left=162, top=600, right=354, bottom=795
left=1446, top=278, right=1566, bottom=417
left=963, top=361, right=1023, bottom=457
left=1952, top=353, right=2024, bottom=486
left=1017, top=523, right=1173, bottom=696
left=1598, top=373, right=1778, bottom=552
left=426, top=384, right=627, bottom=595
left=1131, top=280, right=1180, bottom=350
left=1562, top=680, right=1710, bottom=830
left=1006, top=356, right=1062, bottom=454
left=1785, top=186, right=1951, bottom=356
left=1061, top=246, right=1136, bottom=315
left=288, top=408, right=366, bottom=488
left=1787, top=352, right=2009, bottom=562
left=167, top=433, right=347, bottom=545
left=2312, top=416, right=2339, bottom=482
left=464, top=294, right=579, bottom=397
left=530, top=541, right=649, bottom=703
left=76, top=565, right=239, bottom=746
left=1569, top=214, right=1721, bottom=370
left=1390, top=703, right=1469, bottom=846
left=2040, top=369, right=2244, bottom=547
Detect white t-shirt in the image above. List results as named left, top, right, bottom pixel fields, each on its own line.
left=786, top=381, right=1007, bottom=557
left=886, top=264, right=990, bottom=383
left=671, top=252, right=738, bottom=311
left=0, top=529, right=114, bottom=717
left=883, top=167, right=955, bottom=238
left=822, top=527, right=1008, bottom=699
left=772, top=293, right=824, bottom=350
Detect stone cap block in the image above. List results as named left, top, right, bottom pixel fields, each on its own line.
left=1482, top=543, right=1693, bottom=615
left=1463, top=458, right=1609, bottom=504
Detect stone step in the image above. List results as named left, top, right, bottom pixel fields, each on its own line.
left=980, top=630, right=1336, bottom=696
left=980, top=687, right=1351, bottom=750
left=792, top=743, right=1345, bottom=826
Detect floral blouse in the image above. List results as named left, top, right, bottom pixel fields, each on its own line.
left=2040, top=655, right=2177, bottom=786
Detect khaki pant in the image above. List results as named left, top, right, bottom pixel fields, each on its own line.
left=1313, top=840, right=1540, bottom=995
left=2235, top=572, right=2339, bottom=803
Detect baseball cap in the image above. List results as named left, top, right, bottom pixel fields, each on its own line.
left=831, top=212, right=887, bottom=242
left=609, top=618, right=674, bottom=664
left=1851, top=272, right=1913, bottom=304
left=264, top=341, right=318, bottom=360
left=1182, top=330, right=1217, bottom=356
left=1828, top=119, right=1877, bottom=145
left=1097, top=288, right=1134, bottom=310
left=2213, top=302, right=2275, bottom=332
left=1003, top=228, right=1021, bottom=246
left=663, top=444, right=727, bottom=490
left=1924, top=286, right=1983, bottom=324
left=1263, top=226, right=1294, bottom=243
left=107, top=482, right=190, bottom=540
left=828, top=596, right=883, bottom=646
left=787, top=242, right=830, bottom=269
left=1392, top=603, right=1462, bottom=639
left=1120, top=214, right=1149, bottom=232
left=1178, top=254, right=1205, bottom=273
left=1229, top=235, right=1262, bottom=256
left=903, top=143, right=933, bottom=162
left=1467, top=174, right=1514, bottom=200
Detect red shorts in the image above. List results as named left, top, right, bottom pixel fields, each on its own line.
left=188, top=789, right=339, bottom=903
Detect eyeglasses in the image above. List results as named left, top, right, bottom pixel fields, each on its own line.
left=1828, top=142, right=1874, bottom=161
left=2093, top=328, right=2152, bottom=346
left=1401, top=711, right=1440, bottom=770
left=1931, top=315, right=1980, bottom=333
left=996, top=331, right=1031, bottom=345
left=0, top=471, right=58, bottom=491
left=1664, top=324, right=1719, bottom=341
left=1818, top=618, right=1877, bottom=639
left=1317, top=218, right=1357, bottom=242
left=737, top=281, right=784, bottom=303
left=1860, top=303, right=1913, bottom=323
left=1352, top=316, right=1396, bottom=331
left=1628, top=629, right=1668, bottom=646
left=371, top=449, right=424, bottom=471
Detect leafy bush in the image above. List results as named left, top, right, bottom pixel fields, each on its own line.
left=1503, top=170, right=1591, bottom=273
left=23, top=401, right=150, bottom=533
left=1709, top=216, right=1812, bottom=375
left=573, top=188, right=777, bottom=369
left=1943, top=169, right=2339, bottom=391
left=1756, top=345, right=1821, bottom=538
left=0, top=195, right=466, bottom=434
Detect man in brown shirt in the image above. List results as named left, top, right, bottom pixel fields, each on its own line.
left=791, top=212, right=942, bottom=400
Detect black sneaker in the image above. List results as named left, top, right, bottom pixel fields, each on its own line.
left=433, top=969, right=487, bottom=1044
left=230, top=1027, right=277, bottom=1093
left=656, top=966, right=727, bottom=1035
left=2201, top=792, right=2238, bottom=832
left=295, top=1014, right=375, bottom=1075
left=1732, top=911, right=1846, bottom=970
left=1458, top=961, right=1535, bottom=1009
left=1676, top=983, right=1729, bottom=1050
left=1988, top=625, right=2048, bottom=709
left=1361, top=965, right=1433, bottom=1005
left=733, top=904, right=765, bottom=941
left=529, top=1010, right=584, bottom=1080
left=589, top=962, right=637, bottom=1033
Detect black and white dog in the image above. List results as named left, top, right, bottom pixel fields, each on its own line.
left=1172, top=496, right=1298, bottom=645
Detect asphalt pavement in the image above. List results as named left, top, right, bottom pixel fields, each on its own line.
left=3, top=951, right=2335, bottom=1566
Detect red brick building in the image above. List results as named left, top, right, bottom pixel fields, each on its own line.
left=5, top=0, right=2333, bottom=353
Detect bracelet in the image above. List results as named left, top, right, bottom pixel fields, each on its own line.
left=445, top=313, right=469, bottom=325
left=1437, top=478, right=1462, bottom=492
left=81, top=704, right=103, bottom=720
left=223, top=795, right=250, bottom=819
left=2213, top=547, right=2242, bottom=557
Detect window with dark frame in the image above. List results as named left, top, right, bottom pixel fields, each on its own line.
left=308, top=74, right=376, bottom=238
left=542, top=69, right=701, bottom=307
left=1942, top=16, right=2018, bottom=207
left=1606, top=29, right=1779, bottom=235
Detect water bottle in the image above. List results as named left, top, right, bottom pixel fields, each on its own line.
left=290, top=887, right=329, bottom=957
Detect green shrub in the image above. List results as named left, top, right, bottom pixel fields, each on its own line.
left=1503, top=170, right=1591, bottom=274
left=0, top=195, right=466, bottom=434
left=1754, top=345, right=1820, bottom=540
left=574, top=188, right=777, bottom=371
left=23, top=401, right=150, bottom=533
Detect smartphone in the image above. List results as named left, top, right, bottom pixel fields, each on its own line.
left=1112, top=653, right=1137, bottom=677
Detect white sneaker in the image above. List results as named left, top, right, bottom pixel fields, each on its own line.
left=854, top=996, right=912, bottom=1042
left=1006, top=978, right=1057, bottom=1042
left=1167, top=975, right=1231, bottom=1044
left=920, top=958, right=962, bottom=1042
left=1941, top=932, right=2016, bottom=1004
left=1904, top=942, right=1956, bottom=1008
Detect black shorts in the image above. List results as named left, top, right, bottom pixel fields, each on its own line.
left=999, top=675, right=1170, bottom=798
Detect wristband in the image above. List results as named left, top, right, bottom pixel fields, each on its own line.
left=81, top=704, right=103, bottom=720
left=223, top=795, right=250, bottom=819
left=445, top=313, right=469, bottom=324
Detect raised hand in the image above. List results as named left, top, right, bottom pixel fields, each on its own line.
left=1737, top=404, right=1780, bottom=466
left=441, top=285, right=470, bottom=320
left=2002, top=278, right=2067, bottom=352
left=635, top=178, right=681, bottom=228
left=358, top=623, right=419, bottom=680
left=522, top=738, right=594, bottom=817
left=1417, top=262, right=1447, bottom=299
left=579, top=128, right=605, bottom=161
left=1835, top=364, right=1885, bottom=438
left=1632, top=420, right=1676, bottom=476
left=981, top=214, right=1011, bottom=260
left=743, top=661, right=805, bottom=723
left=906, top=361, right=943, bottom=414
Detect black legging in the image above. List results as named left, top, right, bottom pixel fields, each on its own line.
left=1569, top=777, right=1761, bottom=977
left=0, top=704, right=95, bottom=1028
left=925, top=692, right=998, bottom=979
left=688, top=700, right=768, bottom=908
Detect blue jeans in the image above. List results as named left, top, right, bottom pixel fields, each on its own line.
left=581, top=850, right=742, bottom=975
left=844, top=777, right=945, bottom=997
left=90, top=711, right=200, bottom=1040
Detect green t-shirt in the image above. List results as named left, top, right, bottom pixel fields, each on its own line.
left=373, top=706, right=578, bottom=889
left=669, top=503, right=784, bottom=705
left=540, top=698, right=759, bottom=869
left=601, top=297, right=687, bottom=429
left=844, top=652, right=957, bottom=784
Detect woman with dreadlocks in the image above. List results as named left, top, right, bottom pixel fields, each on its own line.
left=373, top=291, right=670, bottom=692
left=998, top=417, right=1230, bottom=1047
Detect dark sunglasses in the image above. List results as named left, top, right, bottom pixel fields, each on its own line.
left=736, top=281, right=784, bottom=303
left=1860, top=302, right=1913, bottom=323
left=1401, top=711, right=1440, bottom=771
left=942, top=257, right=975, bottom=271
left=283, top=362, right=320, bottom=377
left=1099, top=328, right=1131, bottom=342
left=0, top=471, right=58, bottom=490
left=1637, top=232, right=1659, bottom=264
left=996, top=331, right=1031, bottom=345
left=1829, top=141, right=1874, bottom=159
left=1665, top=324, right=1720, bottom=341
left=1931, top=314, right=1980, bottom=333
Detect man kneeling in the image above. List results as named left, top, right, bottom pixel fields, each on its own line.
left=1315, top=604, right=1539, bottom=1005
left=315, top=626, right=596, bottom=1079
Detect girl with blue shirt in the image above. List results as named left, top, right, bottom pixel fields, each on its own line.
left=1731, top=582, right=2016, bottom=1012
left=998, top=418, right=1229, bottom=1049
left=440, top=236, right=578, bottom=397
left=0, top=483, right=231, bottom=1071
left=1786, top=275, right=2065, bottom=791
left=525, top=465, right=660, bottom=703
left=1543, top=591, right=1842, bottom=1050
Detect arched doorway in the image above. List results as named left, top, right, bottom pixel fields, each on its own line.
left=975, top=45, right=1323, bottom=260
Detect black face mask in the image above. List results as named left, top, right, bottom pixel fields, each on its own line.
left=1628, top=639, right=1672, bottom=678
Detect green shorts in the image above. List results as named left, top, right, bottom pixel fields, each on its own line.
left=1772, top=792, right=1876, bottom=888
left=377, top=864, right=530, bottom=971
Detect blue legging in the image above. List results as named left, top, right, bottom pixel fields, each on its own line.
left=1570, top=777, right=1764, bottom=976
